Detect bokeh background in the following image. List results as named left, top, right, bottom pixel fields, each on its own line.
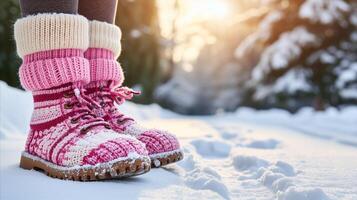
left=1, top=0, right=356, bottom=115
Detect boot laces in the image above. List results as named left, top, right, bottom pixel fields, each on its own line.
left=95, top=85, right=140, bottom=126
left=65, top=87, right=110, bottom=134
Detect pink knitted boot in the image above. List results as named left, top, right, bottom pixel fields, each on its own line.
left=84, top=21, right=183, bottom=167
left=15, top=14, right=150, bottom=181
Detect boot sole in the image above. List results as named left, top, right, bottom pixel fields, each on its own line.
left=150, top=149, right=184, bottom=168
left=20, top=152, right=151, bottom=181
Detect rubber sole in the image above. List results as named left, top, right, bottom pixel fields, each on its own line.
left=150, top=150, right=184, bottom=168
left=19, top=152, right=151, bottom=181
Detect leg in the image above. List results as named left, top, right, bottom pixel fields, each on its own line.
left=20, top=0, right=78, bottom=16
left=78, top=0, right=117, bottom=23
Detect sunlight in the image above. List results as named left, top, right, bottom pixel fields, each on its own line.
left=157, top=0, right=232, bottom=74
left=192, top=0, right=230, bottom=19
left=183, top=0, right=231, bottom=22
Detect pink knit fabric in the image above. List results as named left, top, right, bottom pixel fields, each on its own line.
left=84, top=48, right=124, bottom=86
left=20, top=48, right=148, bottom=167
left=84, top=48, right=181, bottom=157
left=26, top=83, right=148, bottom=167
left=19, top=49, right=90, bottom=91
left=138, top=131, right=180, bottom=155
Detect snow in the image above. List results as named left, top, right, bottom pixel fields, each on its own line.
left=299, top=0, right=350, bottom=24
left=252, top=27, right=318, bottom=82
left=1, top=81, right=357, bottom=200
left=235, top=11, right=283, bottom=59
left=273, top=68, right=312, bottom=94
left=336, top=62, right=357, bottom=99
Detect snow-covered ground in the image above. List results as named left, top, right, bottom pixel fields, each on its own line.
left=1, top=81, right=356, bottom=200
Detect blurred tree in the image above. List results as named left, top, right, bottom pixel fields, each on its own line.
left=0, top=0, right=21, bottom=88
left=237, top=0, right=357, bottom=111
left=156, top=0, right=356, bottom=114
left=115, top=0, right=161, bottom=104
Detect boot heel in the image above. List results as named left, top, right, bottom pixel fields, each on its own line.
left=19, top=155, right=35, bottom=170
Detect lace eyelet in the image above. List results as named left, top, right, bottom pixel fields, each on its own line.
left=80, top=128, right=88, bottom=134
left=63, top=92, right=74, bottom=98
left=117, top=119, right=125, bottom=124
left=70, top=118, right=79, bottom=124
left=64, top=103, right=74, bottom=109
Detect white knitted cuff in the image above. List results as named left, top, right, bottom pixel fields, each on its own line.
left=14, top=13, right=89, bottom=58
left=89, top=20, right=122, bottom=59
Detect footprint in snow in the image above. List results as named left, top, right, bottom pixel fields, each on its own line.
left=190, top=138, right=231, bottom=158
left=232, top=155, right=329, bottom=200
left=243, top=139, right=280, bottom=149
left=185, top=167, right=230, bottom=200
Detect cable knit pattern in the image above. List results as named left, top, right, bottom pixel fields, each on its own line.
left=14, top=13, right=89, bottom=58
left=88, top=20, right=122, bottom=59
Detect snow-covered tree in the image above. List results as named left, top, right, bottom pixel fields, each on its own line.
left=237, top=0, right=357, bottom=111
left=156, top=0, right=356, bottom=114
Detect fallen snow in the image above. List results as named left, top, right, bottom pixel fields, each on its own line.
left=1, top=81, right=357, bottom=200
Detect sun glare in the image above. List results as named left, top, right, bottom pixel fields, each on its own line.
left=200, top=0, right=231, bottom=19
left=183, top=0, right=231, bottom=21
left=157, top=0, right=232, bottom=73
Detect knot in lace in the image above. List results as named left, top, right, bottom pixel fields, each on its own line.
left=95, top=86, right=140, bottom=127
left=64, top=87, right=110, bottom=134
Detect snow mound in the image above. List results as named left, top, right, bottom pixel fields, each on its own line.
left=244, top=139, right=280, bottom=149
left=233, top=155, right=269, bottom=171
left=235, top=107, right=357, bottom=147
left=0, top=82, right=32, bottom=139
left=234, top=154, right=329, bottom=200
left=185, top=167, right=230, bottom=199
left=277, top=187, right=330, bottom=200
left=190, top=138, right=231, bottom=158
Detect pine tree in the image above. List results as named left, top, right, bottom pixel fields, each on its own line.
left=0, top=0, right=21, bottom=88
left=237, top=0, right=356, bottom=111
left=156, top=0, right=356, bottom=114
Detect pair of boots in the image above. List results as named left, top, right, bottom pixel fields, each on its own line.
left=15, top=13, right=182, bottom=181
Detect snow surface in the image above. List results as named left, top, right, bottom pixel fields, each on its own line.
left=1, top=81, right=357, bottom=200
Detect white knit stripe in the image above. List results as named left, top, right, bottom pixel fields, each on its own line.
left=32, top=84, right=73, bottom=95
left=62, top=129, right=136, bottom=166
left=14, top=13, right=89, bottom=58
left=50, top=131, right=79, bottom=164
left=123, top=122, right=148, bottom=137
left=27, top=122, right=68, bottom=160
left=34, top=99, right=62, bottom=108
left=31, top=105, right=62, bottom=124
left=89, top=20, right=122, bottom=59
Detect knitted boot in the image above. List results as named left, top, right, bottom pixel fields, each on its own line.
left=84, top=21, right=183, bottom=167
left=15, top=14, right=150, bottom=181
